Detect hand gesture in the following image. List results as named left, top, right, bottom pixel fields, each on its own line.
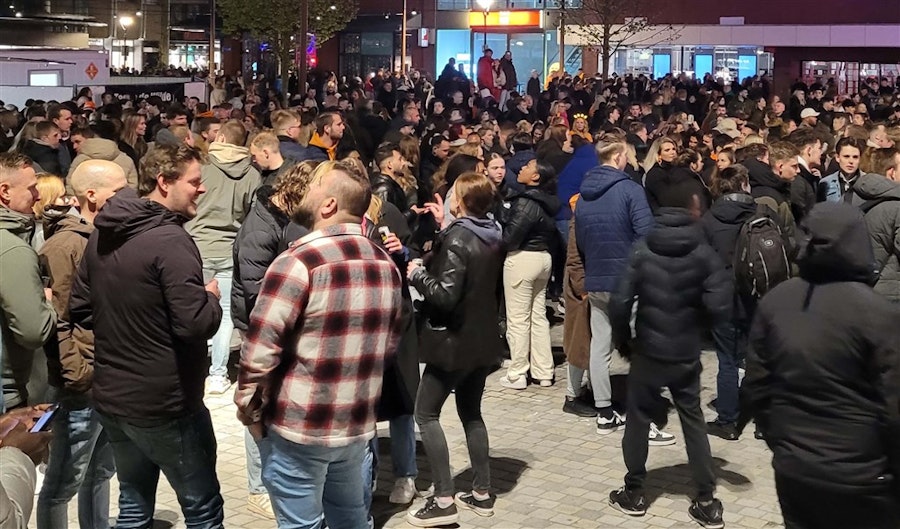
left=411, top=193, right=445, bottom=228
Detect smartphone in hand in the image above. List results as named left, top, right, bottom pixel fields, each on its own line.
left=30, top=404, right=59, bottom=433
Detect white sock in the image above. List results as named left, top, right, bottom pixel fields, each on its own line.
left=472, top=490, right=490, bottom=501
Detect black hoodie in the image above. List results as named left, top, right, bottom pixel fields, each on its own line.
left=70, top=188, right=222, bottom=423
left=745, top=202, right=900, bottom=495
left=743, top=158, right=791, bottom=206
left=610, top=208, right=733, bottom=363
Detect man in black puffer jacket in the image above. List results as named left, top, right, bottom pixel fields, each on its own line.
left=608, top=188, right=732, bottom=528
left=744, top=202, right=900, bottom=529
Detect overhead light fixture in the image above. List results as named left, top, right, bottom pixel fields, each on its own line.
left=411, top=10, right=417, bottom=15
left=330, top=4, right=336, bottom=9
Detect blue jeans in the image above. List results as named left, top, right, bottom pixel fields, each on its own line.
left=262, top=433, right=369, bottom=529
left=203, top=258, right=233, bottom=378
left=711, top=320, right=746, bottom=424
left=99, top=408, right=224, bottom=529
left=245, top=428, right=267, bottom=494
left=37, top=401, right=116, bottom=529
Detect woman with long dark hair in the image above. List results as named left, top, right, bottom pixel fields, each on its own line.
left=497, top=158, right=560, bottom=389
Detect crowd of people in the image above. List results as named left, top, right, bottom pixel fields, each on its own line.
left=0, top=59, right=899, bottom=529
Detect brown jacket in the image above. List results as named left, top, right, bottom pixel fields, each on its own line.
left=562, top=212, right=591, bottom=369
left=38, top=214, right=95, bottom=393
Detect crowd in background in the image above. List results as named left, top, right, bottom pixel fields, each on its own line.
left=1, top=56, right=899, bottom=529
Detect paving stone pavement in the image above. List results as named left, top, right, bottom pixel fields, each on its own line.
left=41, top=324, right=785, bottom=529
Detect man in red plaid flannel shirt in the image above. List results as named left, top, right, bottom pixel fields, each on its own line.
left=235, top=162, right=403, bottom=528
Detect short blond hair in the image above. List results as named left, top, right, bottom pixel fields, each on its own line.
left=271, top=109, right=300, bottom=132
left=250, top=130, right=280, bottom=152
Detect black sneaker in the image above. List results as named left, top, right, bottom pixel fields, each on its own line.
left=707, top=420, right=739, bottom=441
left=609, top=487, right=647, bottom=516
left=454, top=491, right=495, bottom=517
left=563, top=396, right=598, bottom=417
left=597, top=410, right=625, bottom=435
left=406, top=497, right=459, bottom=527
left=754, top=427, right=765, bottom=440
left=688, top=498, right=724, bottom=529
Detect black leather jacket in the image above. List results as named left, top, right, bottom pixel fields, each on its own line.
left=501, top=187, right=561, bottom=253
left=370, top=172, right=414, bottom=223
left=410, top=218, right=504, bottom=372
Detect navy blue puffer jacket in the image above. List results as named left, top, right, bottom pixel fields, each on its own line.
left=574, top=164, right=654, bottom=292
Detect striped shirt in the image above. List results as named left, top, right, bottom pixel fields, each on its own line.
left=235, top=223, right=403, bottom=447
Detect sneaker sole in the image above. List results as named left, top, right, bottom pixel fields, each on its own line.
left=689, top=511, right=724, bottom=529
left=389, top=493, right=415, bottom=504
left=454, top=497, right=494, bottom=517
left=596, top=425, right=623, bottom=435
left=648, top=438, right=677, bottom=446
left=608, top=498, right=646, bottom=517
left=406, top=512, right=459, bottom=527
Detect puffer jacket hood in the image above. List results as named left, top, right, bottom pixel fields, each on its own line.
left=0, top=207, right=35, bottom=242
left=580, top=164, right=631, bottom=201
left=78, top=138, right=122, bottom=161
left=646, top=207, right=702, bottom=258
left=207, top=142, right=254, bottom=179
left=853, top=172, right=900, bottom=201
left=796, top=202, right=876, bottom=285
left=94, top=187, right=185, bottom=246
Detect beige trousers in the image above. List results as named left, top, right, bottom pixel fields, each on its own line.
left=504, top=250, right=554, bottom=382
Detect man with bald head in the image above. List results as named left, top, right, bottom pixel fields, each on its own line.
left=236, top=161, right=404, bottom=527
left=35, top=159, right=126, bottom=529
left=0, top=152, right=57, bottom=411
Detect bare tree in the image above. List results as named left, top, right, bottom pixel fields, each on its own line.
left=567, top=0, right=680, bottom=79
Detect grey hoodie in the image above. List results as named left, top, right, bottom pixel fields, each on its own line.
left=186, top=142, right=262, bottom=260
left=849, top=173, right=900, bottom=302
left=67, top=138, right=139, bottom=190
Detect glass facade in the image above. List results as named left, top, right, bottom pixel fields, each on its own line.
left=437, top=0, right=581, bottom=9
left=605, top=46, right=774, bottom=81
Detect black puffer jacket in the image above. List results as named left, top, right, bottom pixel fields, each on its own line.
left=231, top=186, right=308, bottom=331
left=610, top=208, right=733, bottom=363
left=409, top=217, right=504, bottom=373
left=501, top=187, right=560, bottom=253
left=23, top=140, right=62, bottom=176
left=791, top=164, right=818, bottom=223
left=744, top=203, right=900, bottom=495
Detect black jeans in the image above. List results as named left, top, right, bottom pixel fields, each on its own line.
left=623, top=355, right=716, bottom=500
left=414, top=365, right=491, bottom=498
left=776, top=473, right=900, bottom=529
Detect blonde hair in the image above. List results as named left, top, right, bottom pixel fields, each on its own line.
left=33, top=174, right=66, bottom=219
left=273, top=160, right=321, bottom=215
left=271, top=109, right=300, bottom=132
left=250, top=130, right=281, bottom=151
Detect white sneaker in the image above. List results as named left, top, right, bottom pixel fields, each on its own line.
left=597, top=411, right=626, bottom=434
left=389, top=477, right=417, bottom=504
left=648, top=423, right=676, bottom=446
left=206, top=375, right=232, bottom=395
left=498, top=374, right=527, bottom=390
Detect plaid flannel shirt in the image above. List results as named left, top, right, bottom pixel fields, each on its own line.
left=235, top=223, right=403, bottom=447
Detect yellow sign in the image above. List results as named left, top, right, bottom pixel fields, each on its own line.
left=468, top=10, right=542, bottom=28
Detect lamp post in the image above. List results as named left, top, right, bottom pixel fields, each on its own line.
left=120, top=15, right=134, bottom=65
left=476, top=0, right=492, bottom=50
left=400, top=0, right=407, bottom=74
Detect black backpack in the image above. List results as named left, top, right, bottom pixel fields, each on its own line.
left=733, top=204, right=792, bottom=299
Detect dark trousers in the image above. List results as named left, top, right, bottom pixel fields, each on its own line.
left=623, top=355, right=716, bottom=500
left=99, top=407, right=224, bottom=529
left=711, top=320, right=747, bottom=424
left=414, top=365, right=491, bottom=498
left=776, top=473, right=900, bottom=529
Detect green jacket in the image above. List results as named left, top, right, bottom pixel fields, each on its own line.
left=185, top=142, right=261, bottom=261
left=0, top=207, right=56, bottom=409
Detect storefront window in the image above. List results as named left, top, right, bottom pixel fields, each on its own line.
left=435, top=29, right=472, bottom=77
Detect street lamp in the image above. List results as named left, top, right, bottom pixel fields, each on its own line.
left=119, top=15, right=134, bottom=64
left=476, top=0, right=492, bottom=49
